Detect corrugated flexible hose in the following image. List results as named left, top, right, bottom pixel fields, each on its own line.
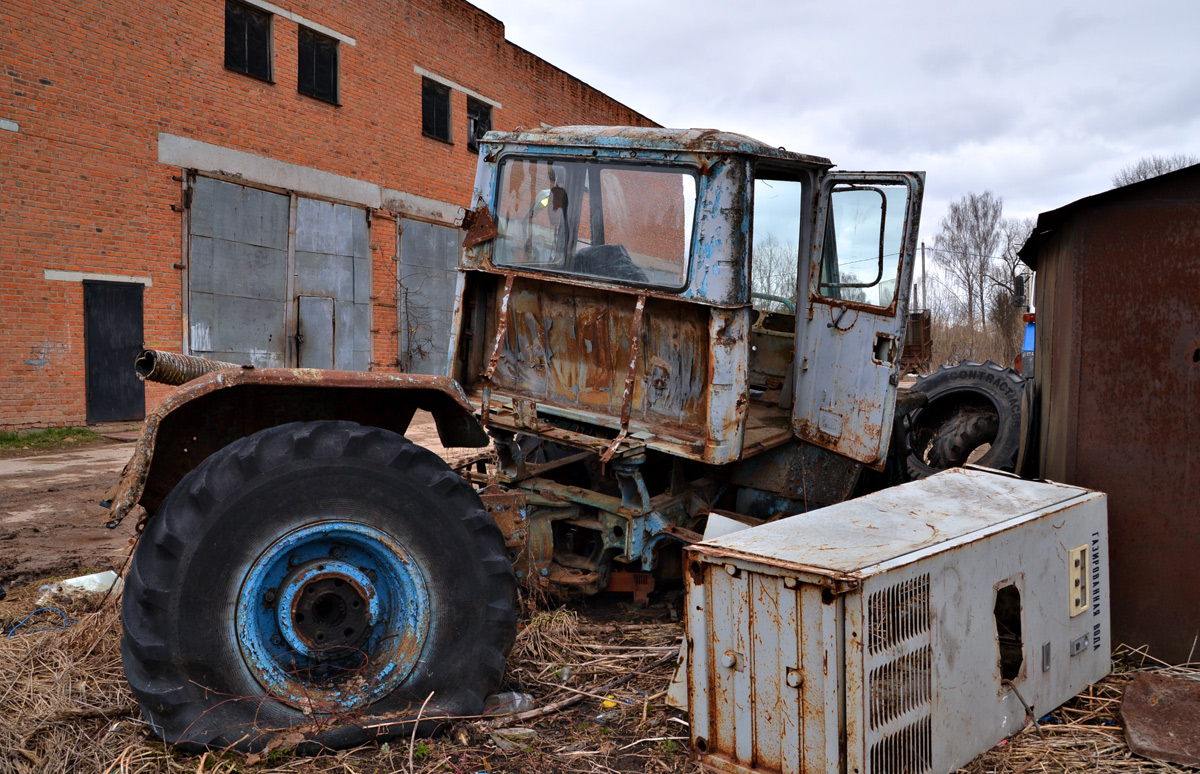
left=134, top=350, right=244, bottom=386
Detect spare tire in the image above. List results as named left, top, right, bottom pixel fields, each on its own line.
left=904, top=360, right=1024, bottom=479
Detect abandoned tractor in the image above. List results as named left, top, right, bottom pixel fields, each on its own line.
left=107, top=126, right=933, bottom=751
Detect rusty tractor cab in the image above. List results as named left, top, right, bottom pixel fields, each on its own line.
left=109, top=126, right=923, bottom=753
left=451, top=127, right=923, bottom=595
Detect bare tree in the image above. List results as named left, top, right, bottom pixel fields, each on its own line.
left=988, top=217, right=1035, bottom=298
left=751, top=233, right=799, bottom=311
left=1112, top=153, right=1199, bottom=187
left=837, top=273, right=868, bottom=304
left=931, top=191, right=1004, bottom=332
left=986, top=217, right=1035, bottom=366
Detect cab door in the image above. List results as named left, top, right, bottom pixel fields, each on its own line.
left=792, top=172, right=924, bottom=467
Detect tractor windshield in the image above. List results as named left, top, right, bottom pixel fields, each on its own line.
left=492, top=158, right=696, bottom=288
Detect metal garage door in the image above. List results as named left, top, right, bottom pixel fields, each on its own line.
left=398, top=218, right=459, bottom=375
left=84, top=280, right=145, bottom=423
left=188, top=176, right=370, bottom=370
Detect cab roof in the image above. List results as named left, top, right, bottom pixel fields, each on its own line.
left=484, top=125, right=833, bottom=169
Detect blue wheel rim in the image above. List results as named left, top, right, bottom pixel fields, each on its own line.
left=235, top=521, right=430, bottom=712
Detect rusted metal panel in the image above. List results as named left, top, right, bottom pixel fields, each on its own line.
left=480, top=276, right=713, bottom=451
left=1021, top=168, right=1200, bottom=663
left=638, top=300, right=710, bottom=426
left=104, top=367, right=486, bottom=528
left=1121, top=672, right=1200, bottom=767
left=480, top=126, right=833, bottom=167
left=728, top=439, right=862, bottom=510
left=459, top=202, right=497, bottom=248
left=605, top=569, right=654, bottom=605
left=705, top=308, right=749, bottom=464
left=792, top=173, right=924, bottom=469
left=686, top=469, right=1110, bottom=774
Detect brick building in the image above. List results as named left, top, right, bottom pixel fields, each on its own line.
left=0, top=0, right=654, bottom=429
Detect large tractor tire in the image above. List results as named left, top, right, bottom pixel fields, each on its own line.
left=122, top=421, right=517, bottom=752
left=904, top=360, right=1024, bottom=479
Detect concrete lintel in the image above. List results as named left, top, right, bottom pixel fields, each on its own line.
left=238, top=0, right=356, bottom=45
left=383, top=190, right=463, bottom=226
left=413, top=66, right=501, bottom=110
left=0, top=118, right=18, bottom=132
left=45, top=269, right=153, bottom=287
left=157, top=133, right=460, bottom=225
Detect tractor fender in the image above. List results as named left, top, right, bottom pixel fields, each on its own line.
left=104, top=367, right=488, bottom=527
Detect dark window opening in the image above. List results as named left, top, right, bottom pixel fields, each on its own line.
left=298, top=27, right=338, bottom=104
left=994, top=584, right=1024, bottom=681
left=225, top=0, right=272, bottom=81
left=467, top=97, right=492, bottom=153
left=422, top=78, right=451, bottom=143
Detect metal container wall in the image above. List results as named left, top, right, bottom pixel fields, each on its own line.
left=686, top=468, right=1110, bottom=774
left=1020, top=167, right=1200, bottom=662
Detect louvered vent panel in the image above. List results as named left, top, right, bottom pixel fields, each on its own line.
left=865, top=574, right=934, bottom=774
left=869, top=715, right=932, bottom=774
left=867, top=574, right=930, bottom=653
left=869, top=645, right=932, bottom=729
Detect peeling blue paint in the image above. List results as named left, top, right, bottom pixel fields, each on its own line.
left=235, top=521, right=430, bottom=711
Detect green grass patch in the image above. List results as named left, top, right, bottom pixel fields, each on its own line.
left=0, top=427, right=104, bottom=451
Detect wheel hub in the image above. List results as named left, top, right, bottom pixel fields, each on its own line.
left=281, top=564, right=373, bottom=651
left=235, top=522, right=431, bottom=712
left=296, top=578, right=367, bottom=648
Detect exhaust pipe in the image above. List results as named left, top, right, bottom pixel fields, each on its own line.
left=135, top=350, right=244, bottom=386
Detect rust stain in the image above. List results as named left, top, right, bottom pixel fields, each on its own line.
left=104, top=367, right=484, bottom=530
left=460, top=203, right=499, bottom=248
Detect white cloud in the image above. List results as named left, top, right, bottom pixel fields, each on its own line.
left=471, top=0, right=1200, bottom=243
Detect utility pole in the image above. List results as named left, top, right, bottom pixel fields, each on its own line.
left=920, top=241, right=927, bottom=311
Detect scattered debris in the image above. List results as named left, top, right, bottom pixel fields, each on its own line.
left=1121, top=672, right=1200, bottom=767
left=488, top=726, right=537, bottom=751
left=482, top=691, right=535, bottom=716
left=36, top=570, right=122, bottom=606
left=5, top=606, right=73, bottom=638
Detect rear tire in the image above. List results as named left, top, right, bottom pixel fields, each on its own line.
left=122, top=421, right=516, bottom=752
left=905, top=360, right=1024, bottom=479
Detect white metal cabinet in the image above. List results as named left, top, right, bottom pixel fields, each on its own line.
left=686, top=468, right=1110, bottom=774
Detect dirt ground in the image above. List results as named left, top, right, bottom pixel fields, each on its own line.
left=0, top=413, right=468, bottom=594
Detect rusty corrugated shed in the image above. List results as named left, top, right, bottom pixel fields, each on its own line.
left=1019, top=165, right=1200, bottom=663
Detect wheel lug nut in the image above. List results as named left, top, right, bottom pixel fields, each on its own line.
left=263, top=589, right=276, bottom=603
left=288, top=555, right=301, bottom=567
left=331, top=547, right=344, bottom=558
left=366, top=570, right=378, bottom=583
left=270, top=634, right=283, bottom=645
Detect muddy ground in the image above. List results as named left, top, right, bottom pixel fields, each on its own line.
left=0, top=414, right=465, bottom=593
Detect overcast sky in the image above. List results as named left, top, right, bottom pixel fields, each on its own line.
left=470, top=0, right=1200, bottom=246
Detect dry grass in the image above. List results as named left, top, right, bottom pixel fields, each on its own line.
left=0, top=594, right=137, bottom=774
left=957, top=646, right=1200, bottom=774
left=0, top=589, right=693, bottom=774
left=2, top=583, right=1196, bottom=774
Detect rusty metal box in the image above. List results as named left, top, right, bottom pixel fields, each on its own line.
left=685, top=468, right=1110, bottom=774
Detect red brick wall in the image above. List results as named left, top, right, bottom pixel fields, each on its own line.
left=0, top=0, right=655, bottom=429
